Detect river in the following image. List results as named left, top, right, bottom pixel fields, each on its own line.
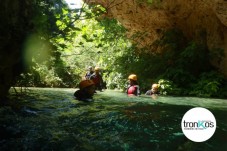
left=0, top=88, right=227, bottom=151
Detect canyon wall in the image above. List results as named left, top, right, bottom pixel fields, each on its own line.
left=87, top=0, right=227, bottom=76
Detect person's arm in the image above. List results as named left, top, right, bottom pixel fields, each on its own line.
left=89, top=74, right=94, bottom=80
left=137, top=85, right=140, bottom=96
left=145, top=90, right=150, bottom=95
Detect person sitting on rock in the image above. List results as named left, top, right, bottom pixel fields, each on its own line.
left=74, top=80, right=96, bottom=102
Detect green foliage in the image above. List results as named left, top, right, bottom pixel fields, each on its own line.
left=13, top=1, right=108, bottom=88
left=105, top=72, right=126, bottom=90
left=4, top=0, right=84, bottom=90
left=39, top=66, right=63, bottom=87
left=161, top=42, right=211, bottom=88
left=158, top=79, right=175, bottom=95
left=189, top=71, right=224, bottom=97
left=155, top=29, right=213, bottom=88
left=14, top=73, right=34, bottom=87
left=88, top=4, right=107, bottom=17
left=60, top=17, right=129, bottom=88
left=209, top=47, right=225, bottom=66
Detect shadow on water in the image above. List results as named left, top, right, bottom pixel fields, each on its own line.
left=0, top=88, right=227, bottom=151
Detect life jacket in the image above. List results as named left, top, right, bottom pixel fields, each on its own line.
left=127, top=85, right=140, bottom=96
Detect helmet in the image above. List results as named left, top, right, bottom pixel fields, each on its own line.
left=128, top=74, right=137, bottom=81
left=152, top=83, right=159, bottom=89
left=94, top=67, right=100, bottom=71
left=79, top=80, right=94, bottom=90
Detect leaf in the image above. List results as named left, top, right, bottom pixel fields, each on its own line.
left=147, top=0, right=153, bottom=4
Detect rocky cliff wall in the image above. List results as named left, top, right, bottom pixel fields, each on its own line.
left=87, top=0, right=227, bottom=76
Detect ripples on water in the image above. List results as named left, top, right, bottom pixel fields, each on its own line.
left=0, top=88, right=227, bottom=151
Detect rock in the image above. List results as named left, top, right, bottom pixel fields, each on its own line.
left=86, top=0, right=227, bottom=77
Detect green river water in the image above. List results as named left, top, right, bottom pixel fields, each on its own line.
left=0, top=88, right=227, bottom=151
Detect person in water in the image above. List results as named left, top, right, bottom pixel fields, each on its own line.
left=74, top=80, right=96, bottom=102
left=85, top=66, right=94, bottom=80
left=90, top=67, right=103, bottom=91
left=126, top=74, right=140, bottom=96
left=145, top=83, right=160, bottom=95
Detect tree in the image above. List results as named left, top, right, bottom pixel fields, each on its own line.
left=0, top=0, right=75, bottom=101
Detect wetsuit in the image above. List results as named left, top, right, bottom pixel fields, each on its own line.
left=145, top=90, right=160, bottom=95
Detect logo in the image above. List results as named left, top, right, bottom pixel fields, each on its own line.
left=181, top=107, right=216, bottom=142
